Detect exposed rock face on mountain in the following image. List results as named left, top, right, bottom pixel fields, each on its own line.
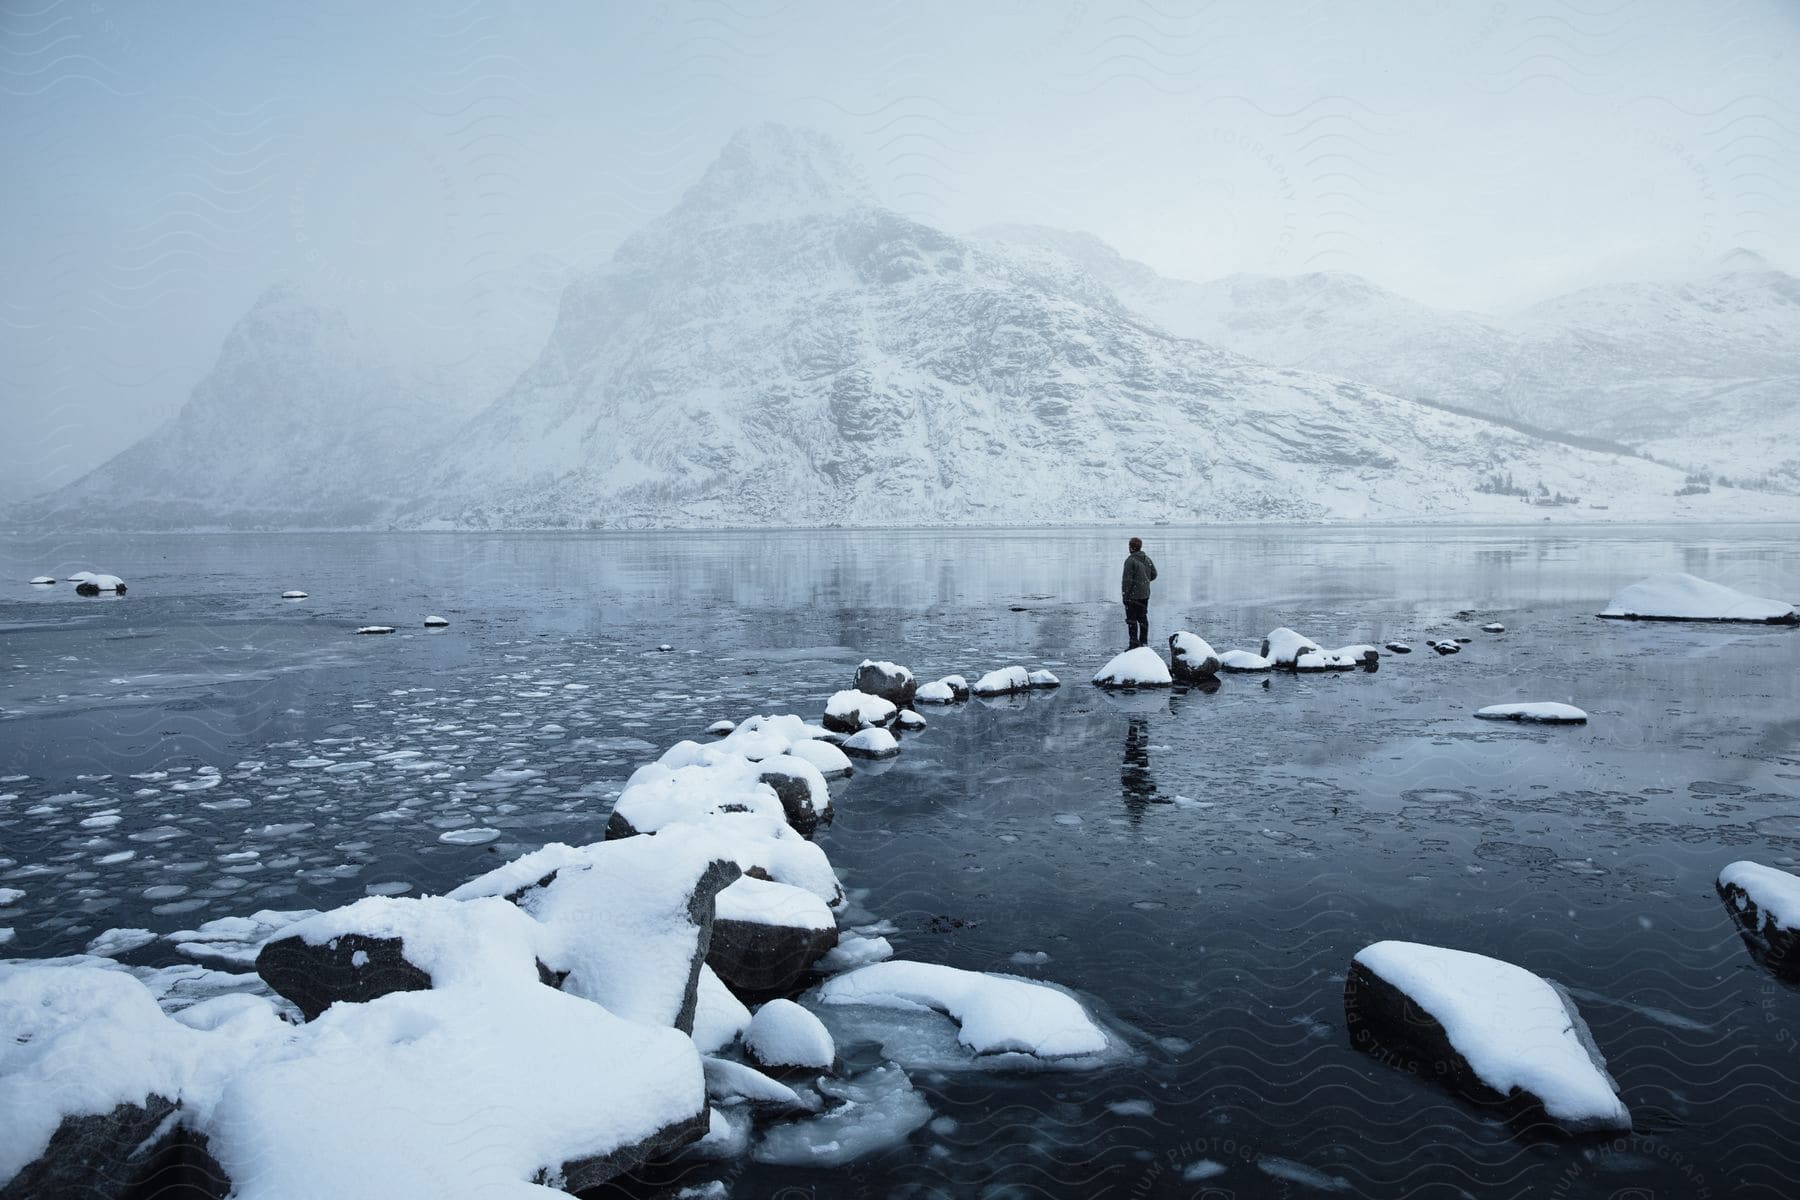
left=412, top=126, right=1775, bottom=528
left=982, top=226, right=1800, bottom=493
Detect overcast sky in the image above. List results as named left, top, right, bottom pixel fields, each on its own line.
left=4, top=0, right=1797, bottom=499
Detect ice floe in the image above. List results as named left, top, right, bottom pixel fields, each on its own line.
left=1599, top=571, right=1796, bottom=624
left=1475, top=702, right=1588, bottom=724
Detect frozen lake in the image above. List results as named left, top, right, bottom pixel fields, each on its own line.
left=3, top=525, right=1799, bottom=1198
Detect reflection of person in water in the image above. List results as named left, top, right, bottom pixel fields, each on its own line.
left=1121, top=716, right=1159, bottom=821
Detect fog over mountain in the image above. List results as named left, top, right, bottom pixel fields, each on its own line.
left=27, top=126, right=1796, bottom=530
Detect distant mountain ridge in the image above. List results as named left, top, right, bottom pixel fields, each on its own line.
left=980, top=225, right=1800, bottom=492
left=24, top=125, right=1797, bottom=530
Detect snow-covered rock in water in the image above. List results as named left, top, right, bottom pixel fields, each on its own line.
left=972, top=666, right=1031, bottom=696
left=745, top=999, right=835, bottom=1071
left=657, top=643, right=674, bottom=651
left=894, top=709, right=926, bottom=730
left=818, top=933, right=895, bottom=974
left=28, top=576, right=54, bottom=585
left=280, top=590, right=307, bottom=599
left=355, top=625, right=395, bottom=635
left=1294, top=649, right=1357, bottom=671
left=1475, top=702, right=1588, bottom=725
left=703, top=713, right=829, bottom=762
left=786, top=736, right=852, bottom=779
left=706, top=719, right=736, bottom=737
left=1092, top=647, right=1172, bottom=689
left=1167, top=632, right=1220, bottom=681
left=423, top=615, right=449, bottom=627
left=840, top=727, right=899, bottom=759
left=645, top=813, right=844, bottom=909
left=815, top=961, right=1114, bottom=1061
left=208, top=980, right=709, bottom=1195
left=1027, top=669, right=1061, bottom=689
left=254, top=895, right=550, bottom=1021
left=1385, top=641, right=1412, bottom=654
left=0, top=888, right=21, bottom=907
left=1717, top=860, right=1800, bottom=979
left=1335, top=644, right=1380, bottom=665
left=914, top=680, right=956, bottom=704
left=1260, top=627, right=1321, bottom=667
left=1344, top=940, right=1630, bottom=1135
left=929, top=675, right=971, bottom=701
left=852, top=660, right=916, bottom=710
left=822, top=689, right=898, bottom=734
left=1482, top=622, right=1505, bottom=633
left=700, top=1055, right=813, bottom=1114
left=754, top=754, right=833, bottom=837
left=1219, top=649, right=1273, bottom=671
left=73, top=573, right=127, bottom=596
left=1429, top=640, right=1460, bottom=655
left=607, top=756, right=788, bottom=838
left=691, top=965, right=752, bottom=1054
left=708, top=876, right=838, bottom=994
left=0, top=964, right=283, bottom=1199
left=1599, top=572, right=1797, bottom=624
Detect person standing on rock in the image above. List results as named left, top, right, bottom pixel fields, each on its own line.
left=1121, top=536, right=1157, bottom=649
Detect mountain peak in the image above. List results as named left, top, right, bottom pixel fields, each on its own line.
left=668, top=124, right=875, bottom=228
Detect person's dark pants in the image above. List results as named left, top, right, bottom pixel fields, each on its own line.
left=1123, top=599, right=1149, bottom=648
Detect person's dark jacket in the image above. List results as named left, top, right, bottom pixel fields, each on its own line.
left=1122, top=551, right=1157, bottom=601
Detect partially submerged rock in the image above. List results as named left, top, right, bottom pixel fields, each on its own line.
left=280, top=590, right=307, bottom=599
left=745, top=998, right=836, bottom=1071
left=355, top=626, right=395, bottom=636
left=822, top=689, right=898, bottom=734
left=1475, top=703, right=1588, bottom=725
left=1219, top=649, right=1273, bottom=672
left=1385, top=641, right=1412, bottom=654
left=708, top=877, right=838, bottom=994
left=1344, top=940, right=1630, bottom=1135
left=1717, top=860, right=1800, bottom=980
left=894, top=709, right=927, bottom=731
left=1026, top=669, right=1061, bottom=689
left=1260, top=627, right=1321, bottom=668
left=840, top=727, right=899, bottom=759
left=1092, top=647, right=1172, bottom=689
left=1168, top=632, right=1221, bottom=681
left=1599, top=572, right=1797, bottom=624
left=756, top=755, right=833, bottom=837
left=1294, top=649, right=1357, bottom=671
left=29, top=576, right=55, bottom=585
left=72, top=572, right=127, bottom=596
left=1428, top=640, right=1460, bottom=655
left=706, top=719, right=737, bottom=737
left=1482, top=622, right=1506, bottom=633
left=423, top=615, right=449, bottom=628
left=852, top=660, right=916, bottom=710
left=971, top=666, right=1031, bottom=697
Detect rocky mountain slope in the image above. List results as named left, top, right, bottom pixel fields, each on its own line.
left=981, top=227, right=1800, bottom=492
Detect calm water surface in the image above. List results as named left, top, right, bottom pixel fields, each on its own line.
left=2, top=525, right=1798, bottom=1198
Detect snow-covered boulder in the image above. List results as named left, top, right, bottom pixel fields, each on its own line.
left=1027, top=669, right=1060, bottom=689
left=745, top=999, right=836, bottom=1072
left=1475, top=703, right=1588, bottom=725
left=894, top=709, right=927, bottom=730
left=822, top=689, right=898, bottom=734
left=1599, top=572, right=1797, bottom=624
left=72, top=573, right=127, bottom=596
left=606, top=756, right=788, bottom=839
left=815, top=961, right=1115, bottom=1063
left=852, top=660, right=916, bottom=710
left=1167, top=632, right=1220, bottom=681
left=28, top=576, right=54, bottom=585
left=971, top=666, right=1030, bottom=697
left=1717, top=860, right=1800, bottom=979
left=1260, top=627, right=1321, bottom=667
left=647, top=814, right=844, bottom=909
left=755, top=754, right=833, bottom=837
left=355, top=625, right=395, bottom=635
left=787, top=736, right=852, bottom=779
left=1294, top=649, right=1357, bottom=671
left=691, top=965, right=752, bottom=1054
left=914, top=680, right=956, bottom=704
left=423, top=615, right=449, bottom=628
left=1219, top=649, right=1273, bottom=671
left=927, top=674, right=971, bottom=702
left=280, top=589, right=307, bottom=599
left=1092, top=647, right=1172, bottom=689
left=706, top=719, right=736, bottom=737
left=1335, top=644, right=1380, bottom=665
left=1482, top=622, right=1505, bottom=633
left=1344, top=941, right=1630, bottom=1135
left=701, top=1055, right=814, bottom=1114
left=840, top=727, right=899, bottom=759
left=1429, top=640, right=1460, bottom=655
left=1385, top=641, right=1412, bottom=654
left=708, top=876, right=838, bottom=994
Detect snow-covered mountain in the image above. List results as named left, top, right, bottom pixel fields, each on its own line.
left=410, top=126, right=1779, bottom=528
left=981, top=226, right=1800, bottom=491
left=32, top=262, right=568, bottom=529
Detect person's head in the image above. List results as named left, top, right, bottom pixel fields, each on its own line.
left=1128, top=537, right=1143, bottom=553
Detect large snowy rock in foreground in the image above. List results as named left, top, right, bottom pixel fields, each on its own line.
left=1475, top=702, right=1588, bottom=725
left=815, top=961, right=1114, bottom=1063
left=1092, top=646, right=1172, bottom=689
left=1260, top=627, right=1321, bottom=667
left=852, top=660, right=916, bottom=710
left=1168, top=632, right=1220, bottom=681
left=1598, top=572, right=1797, bottom=624
left=1717, top=860, right=1800, bottom=980
left=1344, top=941, right=1630, bottom=1135
left=707, top=876, right=838, bottom=994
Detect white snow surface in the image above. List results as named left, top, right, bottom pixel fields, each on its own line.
left=715, top=876, right=835, bottom=931
left=1092, top=647, right=1173, bottom=688
left=612, top=757, right=786, bottom=834
left=1354, top=941, right=1629, bottom=1128
left=1600, top=572, right=1795, bottom=621
left=815, top=961, right=1111, bottom=1060
left=691, top=965, right=752, bottom=1054
left=1294, top=650, right=1357, bottom=671
left=824, top=689, right=897, bottom=729
left=280, top=895, right=546, bottom=989
left=1475, top=702, right=1589, bottom=724
left=1169, top=632, right=1219, bottom=665
left=745, top=999, right=836, bottom=1070
left=1218, top=650, right=1273, bottom=671
left=786, top=736, right=853, bottom=778
left=1719, top=861, right=1800, bottom=931
left=1261, top=628, right=1321, bottom=666
left=972, top=666, right=1030, bottom=696
left=1027, top=669, right=1060, bottom=687
left=914, top=680, right=955, bottom=704
left=841, top=727, right=900, bottom=757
